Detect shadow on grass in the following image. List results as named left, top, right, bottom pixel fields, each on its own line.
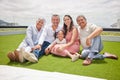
left=52, top=54, right=108, bottom=65
left=51, top=54, right=70, bottom=59
left=92, top=60, right=107, bottom=64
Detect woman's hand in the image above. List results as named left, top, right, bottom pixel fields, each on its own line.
left=32, top=44, right=41, bottom=51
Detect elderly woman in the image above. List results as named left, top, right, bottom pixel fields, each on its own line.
left=7, top=17, right=45, bottom=63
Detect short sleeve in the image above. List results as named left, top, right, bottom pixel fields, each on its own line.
left=89, top=23, right=100, bottom=32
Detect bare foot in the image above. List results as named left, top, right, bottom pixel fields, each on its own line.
left=104, top=52, right=118, bottom=60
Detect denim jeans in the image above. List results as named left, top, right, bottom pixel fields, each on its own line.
left=81, top=36, right=104, bottom=60
left=33, top=41, right=50, bottom=59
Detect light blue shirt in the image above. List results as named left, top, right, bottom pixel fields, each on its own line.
left=38, top=25, right=62, bottom=45
left=24, top=25, right=44, bottom=48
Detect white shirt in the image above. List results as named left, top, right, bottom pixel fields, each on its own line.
left=53, top=38, right=66, bottom=44
left=24, top=25, right=43, bottom=48
left=38, top=25, right=62, bottom=45
left=77, top=23, right=100, bottom=48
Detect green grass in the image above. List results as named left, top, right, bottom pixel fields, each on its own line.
left=0, top=34, right=120, bottom=80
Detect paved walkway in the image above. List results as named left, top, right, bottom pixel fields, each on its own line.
left=101, top=35, right=120, bottom=42
left=0, top=31, right=120, bottom=42
left=0, top=31, right=26, bottom=36
left=0, top=65, right=105, bottom=80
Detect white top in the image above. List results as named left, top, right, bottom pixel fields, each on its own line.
left=53, top=38, right=66, bottom=44
left=77, top=23, right=100, bottom=48
left=38, top=25, right=63, bottom=45
left=24, top=25, right=43, bottom=48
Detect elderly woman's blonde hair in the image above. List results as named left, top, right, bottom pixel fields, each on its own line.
left=37, top=17, right=45, bottom=22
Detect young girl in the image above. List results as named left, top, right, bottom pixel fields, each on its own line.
left=45, top=30, right=66, bottom=55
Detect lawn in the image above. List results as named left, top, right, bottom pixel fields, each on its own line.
left=0, top=34, right=120, bottom=80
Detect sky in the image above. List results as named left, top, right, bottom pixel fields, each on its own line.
left=0, top=0, right=120, bottom=27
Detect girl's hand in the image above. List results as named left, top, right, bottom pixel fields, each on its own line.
left=45, top=47, right=51, bottom=55
left=32, top=45, right=41, bottom=51
left=58, top=44, right=66, bottom=52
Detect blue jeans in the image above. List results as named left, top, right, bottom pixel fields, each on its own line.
left=81, top=36, right=104, bottom=60
left=33, top=41, right=50, bottom=59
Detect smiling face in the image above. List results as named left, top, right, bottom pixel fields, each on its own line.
left=57, top=30, right=65, bottom=41
left=77, top=16, right=87, bottom=29
left=51, top=15, right=60, bottom=27
left=36, top=18, right=45, bottom=31
left=64, top=16, right=71, bottom=27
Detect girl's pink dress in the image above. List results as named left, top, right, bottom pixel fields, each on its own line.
left=51, top=28, right=80, bottom=57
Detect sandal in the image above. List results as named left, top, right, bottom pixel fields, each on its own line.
left=83, top=58, right=92, bottom=66
left=7, top=52, right=16, bottom=61
left=14, top=50, right=20, bottom=62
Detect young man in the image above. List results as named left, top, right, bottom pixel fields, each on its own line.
left=76, top=15, right=118, bottom=66
left=7, top=18, right=45, bottom=63
left=25, top=14, right=63, bottom=61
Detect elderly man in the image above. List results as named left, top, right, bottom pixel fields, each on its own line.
left=76, top=15, right=118, bottom=66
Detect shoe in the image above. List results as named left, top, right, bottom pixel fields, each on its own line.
left=104, top=52, right=118, bottom=60
left=71, top=54, right=79, bottom=62
left=7, top=52, right=16, bottom=61
left=83, top=58, right=92, bottom=66
left=23, top=52, right=38, bottom=63
left=14, top=50, right=20, bottom=62
left=14, top=49, right=25, bottom=63
left=76, top=53, right=81, bottom=58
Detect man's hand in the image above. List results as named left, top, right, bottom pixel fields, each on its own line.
left=86, top=37, right=91, bottom=47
